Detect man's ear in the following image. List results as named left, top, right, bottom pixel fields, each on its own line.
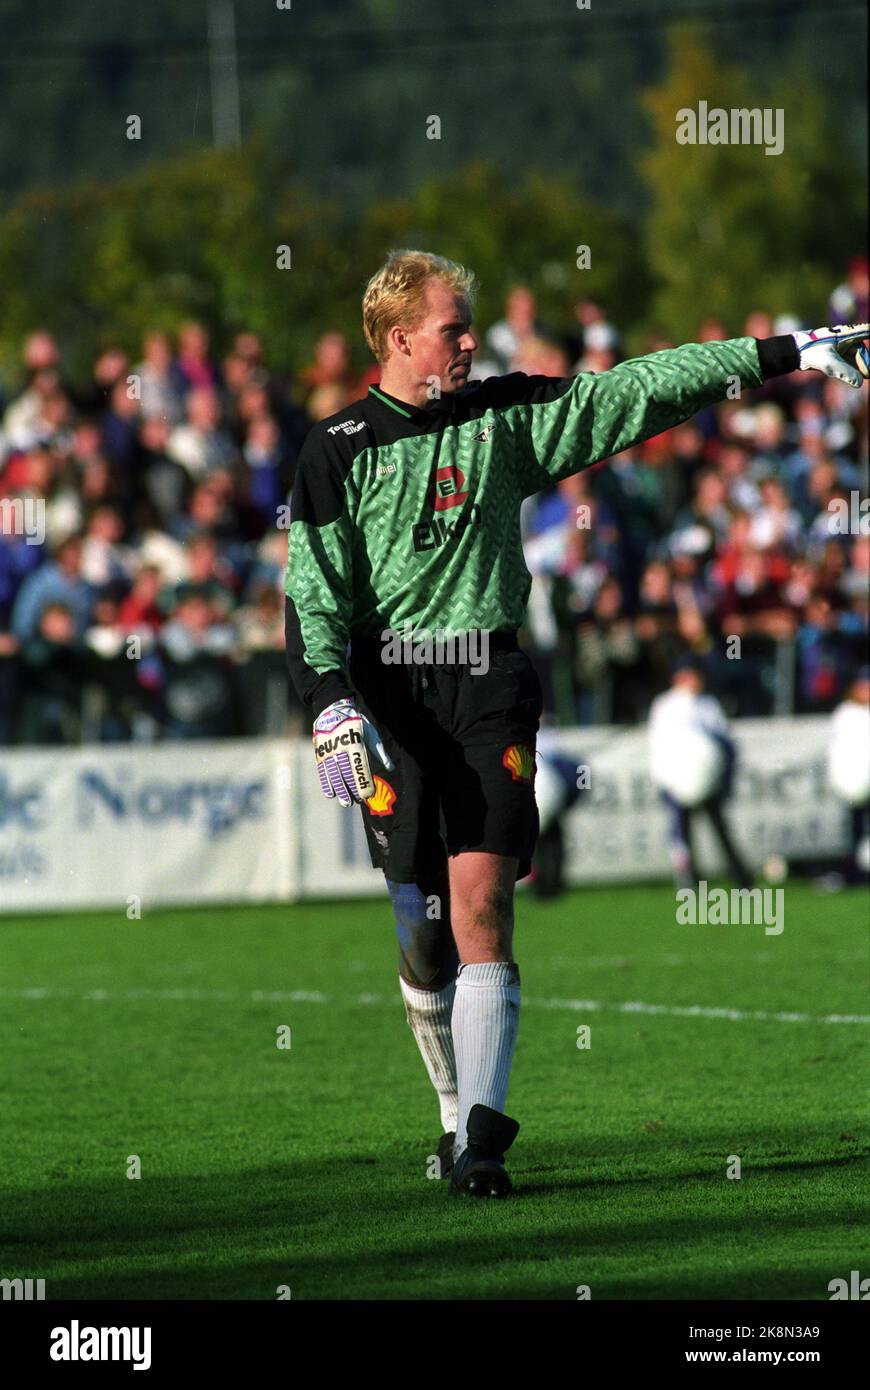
left=388, top=324, right=411, bottom=358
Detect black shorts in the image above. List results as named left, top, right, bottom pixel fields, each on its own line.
left=348, top=632, right=543, bottom=883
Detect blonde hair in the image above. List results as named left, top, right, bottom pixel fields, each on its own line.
left=362, top=249, right=478, bottom=365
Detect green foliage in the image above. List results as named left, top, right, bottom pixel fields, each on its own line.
left=0, top=144, right=341, bottom=380
left=0, top=152, right=649, bottom=381
left=639, top=28, right=868, bottom=340
left=357, top=162, right=651, bottom=342
left=0, top=20, right=863, bottom=382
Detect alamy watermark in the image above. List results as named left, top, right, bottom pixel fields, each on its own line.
left=676, top=880, right=784, bottom=935
left=827, top=492, right=869, bottom=536
left=381, top=621, right=489, bottom=675
left=675, top=102, right=784, bottom=156
left=0, top=496, right=45, bottom=545
left=828, top=1270, right=870, bottom=1299
left=49, top=1322, right=151, bottom=1370
left=1, top=1276, right=45, bottom=1300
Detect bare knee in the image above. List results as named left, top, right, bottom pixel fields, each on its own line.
left=456, top=877, right=514, bottom=960
left=465, top=875, right=512, bottom=926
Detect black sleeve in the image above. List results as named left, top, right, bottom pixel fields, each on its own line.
left=756, top=334, right=800, bottom=380
left=284, top=595, right=354, bottom=720
left=282, top=424, right=357, bottom=720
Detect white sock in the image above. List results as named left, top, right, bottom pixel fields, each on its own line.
left=399, top=976, right=458, bottom=1133
left=453, top=961, right=520, bottom=1156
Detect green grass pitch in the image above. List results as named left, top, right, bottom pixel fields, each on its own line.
left=1, top=883, right=867, bottom=1300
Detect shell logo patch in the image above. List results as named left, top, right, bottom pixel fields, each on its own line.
left=502, top=743, right=535, bottom=783
left=365, top=776, right=397, bottom=816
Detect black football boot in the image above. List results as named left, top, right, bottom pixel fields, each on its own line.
left=436, top=1130, right=456, bottom=1179
left=449, top=1104, right=520, bottom=1198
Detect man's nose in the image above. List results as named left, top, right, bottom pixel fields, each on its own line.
left=461, top=330, right=478, bottom=352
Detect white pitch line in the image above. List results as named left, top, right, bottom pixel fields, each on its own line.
left=0, top=986, right=866, bottom=1025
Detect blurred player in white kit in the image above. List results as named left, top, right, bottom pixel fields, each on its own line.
left=649, top=656, right=752, bottom=889
left=827, top=666, right=870, bottom=886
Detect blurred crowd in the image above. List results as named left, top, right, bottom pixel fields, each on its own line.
left=0, top=254, right=867, bottom=744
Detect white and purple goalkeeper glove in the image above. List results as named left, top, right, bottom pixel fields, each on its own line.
left=312, top=697, right=394, bottom=806
left=793, top=322, right=869, bottom=388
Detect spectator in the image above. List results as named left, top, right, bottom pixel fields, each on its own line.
left=161, top=531, right=235, bottom=620
left=235, top=580, right=284, bottom=652
left=514, top=338, right=571, bottom=379
left=827, top=254, right=869, bottom=327
left=1, top=294, right=865, bottom=745
left=717, top=549, right=796, bottom=643
left=156, top=593, right=238, bottom=739
left=16, top=601, right=88, bottom=743
left=133, top=330, right=185, bottom=424
left=1, top=331, right=63, bottom=451
left=299, top=331, right=357, bottom=410
left=136, top=416, right=190, bottom=525
left=485, top=285, right=542, bottom=373
left=564, top=298, right=621, bottom=369
left=100, top=376, right=141, bottom=475
left=796, top=595, right=866, bottom=712
left=747, top=477, right=803, bottom=552
left=78, top=345, right=130, bottom=416
left=117, top=564, right=164, bottom=635
left=80, top=503, right=134, bottom=591
left=719, top=442, right=760, bottom=514
left=167, top=387, right=238, bottom=479
left=11, top=532, right=94, bottom=641
left=242, top=415, right=285, bottom=524
left=171, top=321, right=222, bottom=398
left=0, top=516, right=43, bottom=628
left=672, top=468, right=730, bottom=567
left=306, top=382, right=350, bottom=423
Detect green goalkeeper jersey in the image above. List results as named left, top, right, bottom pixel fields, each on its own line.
left=284, top=336, right=786, bottom=717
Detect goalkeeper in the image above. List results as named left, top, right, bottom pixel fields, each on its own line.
left=284, top=249, right=867, bottom=1198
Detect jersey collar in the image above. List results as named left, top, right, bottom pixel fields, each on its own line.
left=368, top=383, right=457, bottom=423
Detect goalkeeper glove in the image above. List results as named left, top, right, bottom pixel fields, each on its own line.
left=793, top=322, right=869, bottom=388
left=313, top=697, right=394, bottom=807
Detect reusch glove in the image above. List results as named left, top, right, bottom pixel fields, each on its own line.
left=313, top=697, right=394, bottom=807
left=793, top=322, right=869, bottom=388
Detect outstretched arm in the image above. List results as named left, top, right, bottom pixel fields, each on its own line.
left=508, top=324, right=867, bottom=498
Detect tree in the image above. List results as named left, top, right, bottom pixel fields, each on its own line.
left=357, top=161, right=651, bottom=350
left=0, top=152, right=649, bottom=383
left=639, top=28, right=867, bottom=341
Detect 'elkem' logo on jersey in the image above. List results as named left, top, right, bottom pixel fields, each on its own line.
left=411, top=502, right=482, bottom=552
left=365, top=776, right=397, bottom=816
left=433, top=464, right=468, bottom=511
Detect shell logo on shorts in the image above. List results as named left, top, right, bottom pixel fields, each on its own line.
left=502, top=743, right=535, bottom=783
left=365, top=776, right=397, bottom=816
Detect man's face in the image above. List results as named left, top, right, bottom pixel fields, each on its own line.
left=41, top=606, right=74, bottom=644
left=189, top=539, right=217, bottom=579
left=402, top=278, right=478, bottom=394
left=178, top=596, right=211, bottom=633
left=57, top=540, right=82, bottom=575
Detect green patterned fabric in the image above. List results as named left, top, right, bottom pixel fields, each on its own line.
left=284, top=338, right=762, bottom=714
